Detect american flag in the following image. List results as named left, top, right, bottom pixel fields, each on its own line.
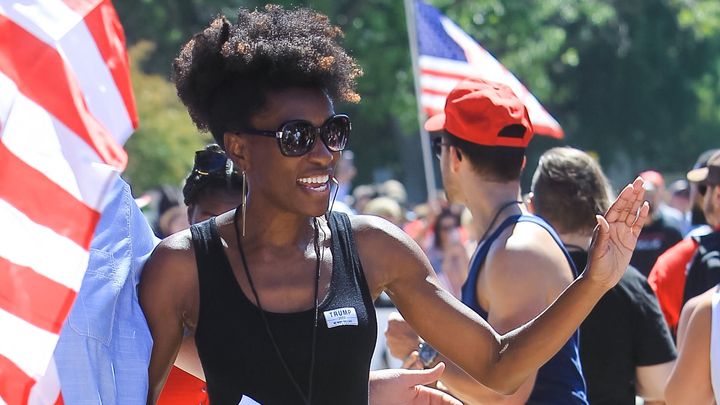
left=414, top=0, right=564, bottom=139
left=0, top=0, right=136, bottom=403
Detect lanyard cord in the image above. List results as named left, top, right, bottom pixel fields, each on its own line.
left=476, top=200, right=523, bottom=245
left=233, top=208, right=320, bottom=405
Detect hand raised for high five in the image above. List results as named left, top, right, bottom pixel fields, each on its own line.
left=586, top=177, right=649, bottom=290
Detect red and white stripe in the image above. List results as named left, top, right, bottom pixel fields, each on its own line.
left=0, top=1, right=136, bottom=403
left=419, top=14, right=564, bottom=139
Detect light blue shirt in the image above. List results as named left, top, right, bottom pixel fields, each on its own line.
left=54, top=175, right=159, bottom=404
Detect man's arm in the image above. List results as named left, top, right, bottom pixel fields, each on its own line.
left=636, top=361, right=674, bottom=402
left=362, top=179, right=648, bottom=394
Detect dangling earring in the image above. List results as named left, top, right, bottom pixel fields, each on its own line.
left=241, top=170, right=247, bottom=238
left=326, top=176, right=340, bottom=217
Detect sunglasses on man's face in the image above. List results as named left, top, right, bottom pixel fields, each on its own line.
left=432, top=137, right=450, bottom=160
left=238, top=114, right=351, bottom=157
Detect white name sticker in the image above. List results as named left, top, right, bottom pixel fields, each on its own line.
left=238, top=395, right=261, bottom=405
left=323, top=307, right=358, bottom=328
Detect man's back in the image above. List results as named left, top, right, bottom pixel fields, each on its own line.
left=571, top=251, right=676, bottom=404
left=463, top=214, right=588, bottom=404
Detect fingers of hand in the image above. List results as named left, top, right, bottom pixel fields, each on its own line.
left=605, top=183, right=634, bottom=223
left=632, top=202, right=650, bottom=236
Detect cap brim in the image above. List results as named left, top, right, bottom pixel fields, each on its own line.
left=687, top=167, right=709, bottom=183
left=424, top=113, right=446, bottom=132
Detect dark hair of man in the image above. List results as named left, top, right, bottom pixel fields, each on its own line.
left=531, top=147, right=612, bottom=235
left=172, top=5, right=362, bottom=144
left=443, top=129, right=525, bottom=182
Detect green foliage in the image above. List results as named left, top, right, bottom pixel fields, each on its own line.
left=116, top=0, right=720, bottom=199
left=123, top=41, right=210, bottom=194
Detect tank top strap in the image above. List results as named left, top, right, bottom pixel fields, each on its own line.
left=710, top=285, right=720, bottom=403
left=463, top=214, right=579, bottom=314
left=515, top=215, right=580, bottom=277
left=326, top=212, right=373, bottom=302
left=190, top=218, right=239, bottom=312
left=464, top=214, right=524, bottom=313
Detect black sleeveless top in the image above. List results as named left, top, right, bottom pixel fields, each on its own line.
left=190, top=212, right=377, bottom=405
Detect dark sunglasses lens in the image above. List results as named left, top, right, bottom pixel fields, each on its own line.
left=280, top=122, right=315, bottom=156
left=432, top=138, right=442, bottom=159
left=195, top=151, right=227, bottom=173
left=322, top=116, right=350, bottom=151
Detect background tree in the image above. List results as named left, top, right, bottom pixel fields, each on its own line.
left=116, top=0, right=720, bottom=201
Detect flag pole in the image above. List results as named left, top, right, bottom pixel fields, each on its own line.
left=403, top=0, right=438, bottom=203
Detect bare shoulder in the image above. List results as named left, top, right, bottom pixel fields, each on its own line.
left=684, top=286, right=715, bottom=323
left=486, top=221, right=571, bottom=281
left=140, top=229, right=198, bottom=312
left=349, top=215, right=432, bottom=294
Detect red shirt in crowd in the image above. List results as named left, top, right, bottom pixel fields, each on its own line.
left=647, top=237, right=699, bottom=334
left=158, top=366, right=209, bottom=405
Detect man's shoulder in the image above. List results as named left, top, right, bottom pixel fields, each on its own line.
left=485, top=219, right=570, bottom=281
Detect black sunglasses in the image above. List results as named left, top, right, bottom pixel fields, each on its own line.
left=183, top=148, right=236, bottom=205
left=432, top=137, right=451, bottom=160
left=193, top=149, right=229, bottom=176
left=238, top=114, right=351, bottom=157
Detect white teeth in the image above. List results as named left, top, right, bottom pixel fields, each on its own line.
left=298, top=174, right=329, bottom=184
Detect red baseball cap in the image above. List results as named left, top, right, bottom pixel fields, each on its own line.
left=424, top=78, right=534, bottom=148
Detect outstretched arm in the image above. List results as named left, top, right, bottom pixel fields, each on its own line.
left=359, top=178, right=648, bottom=394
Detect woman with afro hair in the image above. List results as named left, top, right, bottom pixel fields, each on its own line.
left=140, top=5, right=646, bottom=404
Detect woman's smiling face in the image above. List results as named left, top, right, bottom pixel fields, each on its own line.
left=229, top=87, right=341, bottom=218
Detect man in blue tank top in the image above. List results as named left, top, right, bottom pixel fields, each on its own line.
left=387, top=78, right=588, bottom=404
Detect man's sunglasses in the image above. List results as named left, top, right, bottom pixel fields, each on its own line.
left=432, top=137, right=451, bottom=160
left=238, top=114, right=351, bottom=157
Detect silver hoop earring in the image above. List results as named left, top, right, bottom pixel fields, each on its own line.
left=242, top=170, right=247, bottom=238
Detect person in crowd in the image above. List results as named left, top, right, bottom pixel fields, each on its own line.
left=529, top=147, right=676, bottom=405
left=630, top=171, right=683, bottom=276
left=140, top=6, right=647, bottom=405
left=329, top=149, right=357, bottom=214
left=158, top=204, right=190, bottom=237
left=158, top=144, right=244, bottom=405
left=386, top=79, right=647, bottom=404
left=425, top=208, right=468, bottom=298
left=649, top=149, right=720, bottom=334
left=667, top=179, right=691, bottom=225
left=639, top=170, right=686, bottom=233
left=362, top=196, right=404, bottom=227
left=686, top=149, right=720, bottom=238
left=665, top=284, right=719, bottom=404
left=351, top=183, right=376, bottom=214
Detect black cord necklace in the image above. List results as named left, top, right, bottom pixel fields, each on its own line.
left=477, top=200, right=523, bottom=244
left=233, top=208, right=320, bottom=405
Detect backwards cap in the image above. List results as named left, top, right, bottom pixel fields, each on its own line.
left=425, top=78, right=534, bottom=148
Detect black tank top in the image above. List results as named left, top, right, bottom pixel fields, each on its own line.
left=190, top=212, right=377, bottom=405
